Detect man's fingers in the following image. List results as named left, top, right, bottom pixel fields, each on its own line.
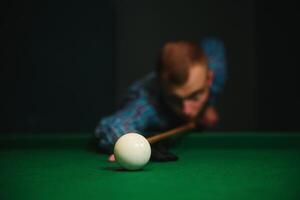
left=108, top=154, right=116, bottom=162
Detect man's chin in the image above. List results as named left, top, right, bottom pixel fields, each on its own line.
left=173, top=110, right=197, bottom=121
left=180, top=115, right=197, bottom=122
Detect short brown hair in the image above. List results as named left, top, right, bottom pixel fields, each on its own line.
left=157, top=41, right=207, bottom=86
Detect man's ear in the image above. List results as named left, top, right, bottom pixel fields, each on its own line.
left=207, top=69, right=214, bottom=87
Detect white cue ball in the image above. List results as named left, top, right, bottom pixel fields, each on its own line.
left=114, top=133, right=151, bottom=170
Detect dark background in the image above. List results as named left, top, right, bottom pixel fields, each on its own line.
left=1, top=0, right=299, bottom=133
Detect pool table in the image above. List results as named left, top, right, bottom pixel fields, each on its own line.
left=0, top=132, right=300, bottom=200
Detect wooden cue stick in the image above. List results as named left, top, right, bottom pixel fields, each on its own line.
left=147, top=122, right=196, bottom=144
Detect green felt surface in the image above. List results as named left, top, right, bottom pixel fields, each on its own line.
left=1, top=132, right=300, bottom=200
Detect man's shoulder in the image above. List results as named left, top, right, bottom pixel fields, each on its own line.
left=200, top=37, right=227, bottom=94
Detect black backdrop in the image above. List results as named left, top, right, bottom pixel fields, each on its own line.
left=256, top=1, right=300, bottom=131
left=1, top=0, right=115, bottom=132
left=1, top=0, right=299, bottom=133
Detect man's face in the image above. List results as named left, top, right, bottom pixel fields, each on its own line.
left=162, top=65, right=213, bottom=120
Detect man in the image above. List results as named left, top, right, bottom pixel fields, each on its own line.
left=95, top=37, right=227, bottom=162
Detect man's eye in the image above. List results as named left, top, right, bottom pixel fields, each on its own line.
left=189, top=93, right=203, bottom=101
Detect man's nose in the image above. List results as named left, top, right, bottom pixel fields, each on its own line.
left=182, top=100, right=194, bottom=116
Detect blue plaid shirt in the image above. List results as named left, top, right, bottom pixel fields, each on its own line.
left=95, top=37, right=227, bottom=152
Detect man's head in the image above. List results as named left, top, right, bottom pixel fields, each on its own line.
left=157, top=41, right=213, bottom=120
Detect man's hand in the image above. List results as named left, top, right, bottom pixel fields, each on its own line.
left=108, top=154, right=115, bottom=162
left=200, top=106, right=219, bottom=127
